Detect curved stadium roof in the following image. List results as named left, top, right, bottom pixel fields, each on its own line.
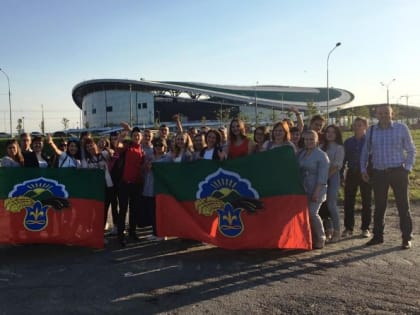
left=72, top=79, right=354, bottom=111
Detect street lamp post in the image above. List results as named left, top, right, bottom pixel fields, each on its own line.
left=0, top=68, right=12, bottom=136
left=254, top=81, right=258, bottom=125
left=326, top=42, right=341, bottom=122
left=380, top=79, right=396, bottom=105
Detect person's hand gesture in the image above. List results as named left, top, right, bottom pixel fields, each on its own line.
left=120, top=121, right=131, bottom=131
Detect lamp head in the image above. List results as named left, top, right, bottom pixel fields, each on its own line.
left=336, top=42, right=341, bottom=47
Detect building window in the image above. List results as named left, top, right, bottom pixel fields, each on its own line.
left=92, top=108, right=96, bottom=114
left=106, top=106, right=113, bottom=112
left=84, top=110, right=87, bottom=116
left=138, top=102, right=147, bottom=109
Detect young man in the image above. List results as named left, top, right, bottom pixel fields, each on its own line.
left=116, top=126, right=145, bottom=246
left=20, top=133, right=32, bottom=153
left=342, top=117, right=372, bottom=238
left=361, top=105, right=416, bottom=249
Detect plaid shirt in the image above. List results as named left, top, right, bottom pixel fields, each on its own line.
left=360, top=121, right=416, bottom=172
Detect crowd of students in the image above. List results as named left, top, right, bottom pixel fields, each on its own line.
left=0, top=108, right=390, bottom=250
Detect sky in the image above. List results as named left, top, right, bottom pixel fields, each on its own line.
left=0, top=0, right=420, bottom=133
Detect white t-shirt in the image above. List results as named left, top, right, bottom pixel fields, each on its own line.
left=58, top=152, right=81, bottom=168
left=203, top=148, right=214, bottom=160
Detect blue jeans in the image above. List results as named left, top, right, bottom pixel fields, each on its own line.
left=327, top=172, right=341, bottom=231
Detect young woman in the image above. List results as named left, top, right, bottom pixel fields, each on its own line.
left=262, top=121, right=296, bottom=152
left=143, top=138, right=171, bottom=241
left=106, top=131, right=123, bottom=236
left=322, top=124, right=345, bottom=242
left=298, top=130, right=330, bottom=249
left=171, top=132, right=193, bottom=162
left=81, top=138, right=113, bottom=236
left=192, top=133, right=205, bottom=160
left=225, top=118, right=254, bottom=159
left=47, top=134, right=81, bottom=168
left=253, top=126, right=270, bottom=153
left=290, top=126, right=302, bottom=150
left=1, top=139, right=24, bottom=167
left=200, top=129, right=224, bottom=160
left=23, top=135, right=51, bottom=168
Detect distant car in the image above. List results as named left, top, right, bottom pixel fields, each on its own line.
left=52, top=131, right=67, bottom=138
left=0, top=132, right=11, bottom=138
left=30, top=131, right=43, bottom=137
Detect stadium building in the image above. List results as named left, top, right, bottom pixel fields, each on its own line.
left=72, top=79, right=354, bottom=129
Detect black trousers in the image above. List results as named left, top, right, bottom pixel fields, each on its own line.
left=343, top=168, right=372, bottom=231
left=117, top=182, right=142, bottom=236
left=104, top=186, right=119, bottom=228
left=371, top=167, right=412, bottom=241
left=143, top=196, right=157, bottom=235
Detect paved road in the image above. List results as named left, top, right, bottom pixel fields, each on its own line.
left=1, top=206, right=419, bottom=315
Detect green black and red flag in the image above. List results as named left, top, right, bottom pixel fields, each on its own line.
left=154, top=146, right=312, bottom=250
left=0, top=168, right=104, bottom=248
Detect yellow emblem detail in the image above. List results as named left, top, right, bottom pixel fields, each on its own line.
left=4, top=196, right=35, bottom=213
left=194, top=197, right=225, bottom=216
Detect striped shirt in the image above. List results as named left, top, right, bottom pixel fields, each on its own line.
left=360, top=122, right=416, bottom=172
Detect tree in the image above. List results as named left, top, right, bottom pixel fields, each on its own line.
left=352, top=106, right=370, bottom=119
left=61, top=117, right=70, bottom=130
left=215, top=108, right=231, bottom=126
left=201, top=116, right=207, bottom=126
left=40, top=121, right=45, bottom=135
left=237, top=111, right=249, bottom=124
left=306, top=101, right=320, bottom=123
left=16, top=118, right=23, bottom=134
left=270, top=108, right=279, bottom=124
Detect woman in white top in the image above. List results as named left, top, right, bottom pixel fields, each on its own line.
left=47, top=134, right=81, bottom=168
left=322, top=124, right=345, bottom=242
left=1, top=139, right=24, bottom=167
left=199, top=129, right=225, bottom=160
left=171, top=132, right=193, bottom=163
left=81, top=138, right=113, bottom=231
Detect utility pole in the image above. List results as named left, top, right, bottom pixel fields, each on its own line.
left=41, top=104, right=45, bottom=134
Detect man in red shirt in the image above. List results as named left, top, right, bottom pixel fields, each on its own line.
left=117, top=126, right=145, bottom=246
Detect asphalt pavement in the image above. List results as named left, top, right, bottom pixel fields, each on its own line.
left=1, top=205, right=419, bottom=315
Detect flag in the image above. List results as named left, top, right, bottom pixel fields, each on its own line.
left=0, top=168, right=104, bottom=248
left=154, top=146, right=312, bottom=250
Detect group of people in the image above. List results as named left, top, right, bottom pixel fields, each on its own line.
left=0, top=104, right=415, bottom=250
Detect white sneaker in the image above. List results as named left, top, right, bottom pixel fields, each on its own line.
left=109, top=226, right=118, bottom=236
left=147, top=235, right=164, bottom=242
left=361, top=230, right=371, bottom=238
